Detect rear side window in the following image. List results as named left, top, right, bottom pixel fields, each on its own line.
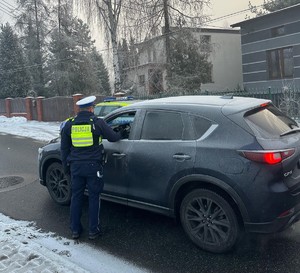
left=245, top=105, right=298, bottom=138
left=141, top=111, right=183, bottom=140
left=192, top=116, right=212, bottom=139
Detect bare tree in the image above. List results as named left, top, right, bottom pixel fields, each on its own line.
left=249, top=0, right=300, bottom=16
left=75, top=0, right=123, bottom=93
left=74, top=0, right=210, bottom=93
left=122, top=0, right=211, bottom=83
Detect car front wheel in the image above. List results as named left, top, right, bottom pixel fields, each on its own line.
left=45, top=162, right=71, bottom=205
left=180, top=189, right=240, bottom=253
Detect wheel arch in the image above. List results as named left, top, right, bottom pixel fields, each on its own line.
left=169, top=175, right=249, bottom=225
left=41, top=155, right=62, bottom=183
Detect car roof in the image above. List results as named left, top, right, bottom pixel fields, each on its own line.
left=121, top=96, right=271, bottom=115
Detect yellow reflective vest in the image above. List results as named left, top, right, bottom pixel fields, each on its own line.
left=71, top=124, right=94, bottom=147
left=70, top=117, right=102, bottom=148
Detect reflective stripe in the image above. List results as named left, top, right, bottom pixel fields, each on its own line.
left=71, top=125, right=93, bottom=147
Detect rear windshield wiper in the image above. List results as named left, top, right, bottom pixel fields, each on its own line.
left=280, top=128, right=300, bottom=137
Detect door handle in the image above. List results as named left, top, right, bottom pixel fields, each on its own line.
left=112, top=153, right=126, bottom=159
left=173, top=154, right=191, bottom=161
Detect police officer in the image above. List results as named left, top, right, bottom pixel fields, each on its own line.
left=60, top=95, right=121, bottom=240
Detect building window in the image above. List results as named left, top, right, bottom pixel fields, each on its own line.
left=139, top=75, right=145, bottom=86
left=271, top=26, right=285, bottom=37
left=267, top=47, right=293, bottom=79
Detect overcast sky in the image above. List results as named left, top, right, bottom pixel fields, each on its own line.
left=206, top=0, right=264, bottom=27
left=0, top=0, right=264, bottom=27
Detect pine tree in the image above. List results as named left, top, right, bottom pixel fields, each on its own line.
left=168, top=30, right=212, bottom=94
left=46, top=11, right=111, bottom=96
left=16, top=0, right=51, bottom=96
left=0, top=23, right=31, bottom=99
left=46, top=28, right=77, bottom=96
left=118, top=39, right=129, bottom=86
left=90, top=48, right=111, bottom=95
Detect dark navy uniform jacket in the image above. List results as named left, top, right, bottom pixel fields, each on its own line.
left=60, top=111, right=121, bottom=170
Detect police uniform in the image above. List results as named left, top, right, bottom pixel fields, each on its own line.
left=60, top=96, right=121, bottom=239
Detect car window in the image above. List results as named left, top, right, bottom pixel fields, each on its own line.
left=94, top=105, right=121, bottom=117
left=94, top=106, right=103, bottom=116
left=244, top=105, right=298, bottom=138
left=106, top=111, right=136, bottom=139
left=191, top=115, right=212, bottom=139
left=108, top=113, right=135, bottom=126
left=141, top=111, right=183, bottom=140
left=102, top=106, right=121, bottom=116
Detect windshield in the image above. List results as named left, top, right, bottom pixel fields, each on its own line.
left=94, top=105, right=121, bottom=117
left=245, top=105, right=298, bottom=139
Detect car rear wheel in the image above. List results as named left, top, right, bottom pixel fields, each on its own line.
left=180, top=189, right=239, bottom=253
left=45, top=162, right=71, bottom=205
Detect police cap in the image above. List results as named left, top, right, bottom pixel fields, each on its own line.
left=76, top=96, right=96, bottom=108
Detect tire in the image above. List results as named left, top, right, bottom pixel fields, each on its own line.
left=180, top=189, right=239, bottom=253
left=45, top=162, right=71, bottom=205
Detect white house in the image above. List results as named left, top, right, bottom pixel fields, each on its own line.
left=122, top=27, right=243, bottom=95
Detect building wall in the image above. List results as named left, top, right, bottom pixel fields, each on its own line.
left=235, top=5, right=300, bottom=90
left=199, top=31, right=243, bottom=91
left=124, top=38, right=166, bottom=95
left=138, top=39, right=166, bottom=67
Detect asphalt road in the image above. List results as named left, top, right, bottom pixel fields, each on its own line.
left=1, top=133, right=300, bottom=273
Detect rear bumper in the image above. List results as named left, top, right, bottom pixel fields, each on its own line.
left=244, top=202, right=300, bottom=233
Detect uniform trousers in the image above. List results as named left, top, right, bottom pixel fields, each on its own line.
left=70, top=161, right=104, bottom=234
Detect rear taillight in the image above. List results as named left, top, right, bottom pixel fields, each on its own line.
left=239, top=149, right=295, bottom=165
left=278, top=208, right=295, bottom=218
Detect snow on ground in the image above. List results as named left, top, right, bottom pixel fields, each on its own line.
left=0, top=214, right=150, bottom=273
left=0, top=116, right=151, bottom=273
left=0, top=116, right=60, bottom=142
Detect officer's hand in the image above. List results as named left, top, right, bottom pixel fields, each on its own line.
left=112, top=126, right=120, bottom=133
left=116, top=127, right=123, bottom=139
left=119, top=124, right=130, bottom=139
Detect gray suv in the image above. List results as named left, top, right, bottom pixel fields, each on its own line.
left=38, top=95, right=300, bottom=253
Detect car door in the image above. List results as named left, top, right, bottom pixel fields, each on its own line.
left=126, top=109, right=196, bottom=208
left=101, top=110, right=139, bottom=203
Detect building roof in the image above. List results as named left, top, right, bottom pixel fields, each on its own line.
left=231, top=3, right=300, bottom=28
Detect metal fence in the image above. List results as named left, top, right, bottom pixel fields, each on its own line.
left=0, top=99, right=5, bottom=116
left=42, top=96, right=74, bottom=122
left=11, top=98, right=26, bottom=113
left=1, top=88, right=300, bottom=121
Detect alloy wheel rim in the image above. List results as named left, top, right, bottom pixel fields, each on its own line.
left=49, top=168, right=69, bottom=201
left=185, top=196, right=231, bottom=245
